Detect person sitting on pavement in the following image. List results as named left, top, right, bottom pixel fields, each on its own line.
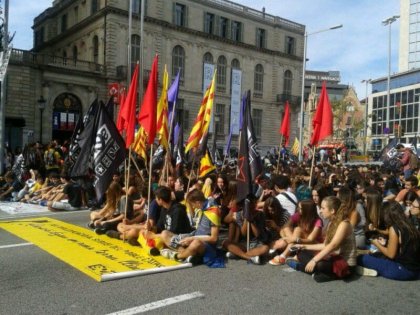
left=0, top=171, right=24, bottom=201
left=159, top=189, right=221, bottom=265
left=273, top=175, right=298, bottom=216
left=47, top=173, right=83, bottom=211
left=289, top=196, right=357, bottom=283
left=395, top=176, right=420, bottom=203
left=222, top=198, right=271, bottom=265
left=88, top=182, right=123, bottom=229
left=357, top=201, right=420, bottom=280
left=269, top=199, right=322, bottom=265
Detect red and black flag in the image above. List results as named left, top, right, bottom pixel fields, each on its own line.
left=236, top=90, right=263, bottom=202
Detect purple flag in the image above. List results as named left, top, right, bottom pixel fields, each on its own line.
left=168, top=71, right=180, bottom=114
left=224, top=127, right=233, bottom=156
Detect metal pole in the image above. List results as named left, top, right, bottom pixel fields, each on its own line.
left=0, top=0, right=9, bottom=175
left=362, top=79, right=370, bottom=155
left=127, top=0, right=133, bottom=82
left=139, top=0, right=145, bottom=99
left=298, top=24, right=343, bottom=162
left=386, top=22, right=391, bottom=138
left=39, top=108, right=43, bottom=143
left=298, top=32, right=307, bottom=162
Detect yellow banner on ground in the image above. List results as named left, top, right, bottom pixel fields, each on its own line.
left=0, top=217, right=186, bottom=282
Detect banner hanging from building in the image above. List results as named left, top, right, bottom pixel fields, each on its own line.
left=230, top=68, right=242, bottom=135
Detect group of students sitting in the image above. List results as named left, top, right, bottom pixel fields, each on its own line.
left=0, top=169, right=83, bottom=211
left=86, top=165, right=420, bottom=283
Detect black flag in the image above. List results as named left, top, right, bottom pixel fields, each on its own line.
left=236, top=90, right=263, bottom=202
left=67, top=99, right=99, bottom=176
left=378, top=137, right=399, bottom=162
left=92, top=103, right=126, bottom=200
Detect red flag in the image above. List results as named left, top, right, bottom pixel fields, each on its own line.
left=279, top=101, right=291, bottom=146
left=138, top=55, right=158, bottom=145
left=118, top=64, right=139, bottom=147
left=116, top=88, right=126, bottom=133
left=310, top=81, right=333, bottom=146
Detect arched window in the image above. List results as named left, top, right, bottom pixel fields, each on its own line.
left=93, top=36, right=99, bottom=64
left=203, top=52, right=213, bottom=64
left=72, top=45, right=78, bottom=64
left=172, top=45, right=185, bottom=84
left=217, top=55, right=227, bottom=92
left=284, top=70, right=293, bottom=96
left=131, top=34, right=140, bottom=70
left=254, top=64, right=264, bottom=95
left=62, top=50, right=67, bottom=65
left=231, top=58, right=240, bottom=69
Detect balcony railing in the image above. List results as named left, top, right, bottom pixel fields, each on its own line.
left=10, top=48, right=104, bottom=74
left=276, top=93, right=301, bottom=105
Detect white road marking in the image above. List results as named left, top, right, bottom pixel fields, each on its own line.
left=106, top=291, right=205, bottom=315
left=0, top=243, right=33, bottom=249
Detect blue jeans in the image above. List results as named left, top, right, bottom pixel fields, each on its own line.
left=358, top=254, right=419, bottom=281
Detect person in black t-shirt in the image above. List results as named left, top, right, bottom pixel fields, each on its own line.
left=47, top=173, right=82, bottom=211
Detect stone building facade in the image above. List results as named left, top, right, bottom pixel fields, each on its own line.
left=5, top=0, right=304, bottom=151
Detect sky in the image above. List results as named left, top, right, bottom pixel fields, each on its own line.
left=7, top=0, right=401, bottom=98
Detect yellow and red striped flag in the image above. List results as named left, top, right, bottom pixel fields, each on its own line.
left=199, top=149, right=216, bottom=178
left=132, top=126, right=148, bottom=160
left=185, top=71, right=216, bottom=153
left=291, top=137, right=299, bottom=156
left=202, top=72, right=217, bottom=134
left=156, top=65, right=169, bottom=150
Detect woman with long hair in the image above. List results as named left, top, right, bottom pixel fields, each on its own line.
left=357, top=201, right=420, bottom=280
left=88, top=182, right=123, bottom=228
left=364, top=187, right=388, bottom=238
left=288, top=196, right=357, bottom=282
left=312, top=184, right=330, bottom=234
left=337, top=186, right=366, bottom=248
left=269, top=199, right=322, bottom=265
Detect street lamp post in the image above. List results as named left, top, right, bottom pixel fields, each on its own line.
left=382, top=15, right=399, bottom=141
left=361, top=79, right=371, bottom=155
left=37, top=96, right=46, bottom=143
left=298, top=24, right=343, bottom=161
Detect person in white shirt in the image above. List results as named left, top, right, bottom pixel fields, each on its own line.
left=273, top=175, right=298, bottom=216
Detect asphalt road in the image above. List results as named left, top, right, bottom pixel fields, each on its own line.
left=0, top=209, right=418, bottom=315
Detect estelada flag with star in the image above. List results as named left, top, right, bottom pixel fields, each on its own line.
left=310, top=81, right=333, bottom=146
left=236, top=90, right=263, bottom=202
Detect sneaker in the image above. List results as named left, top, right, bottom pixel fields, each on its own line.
left=149, top=247, right=160, bottom=256
left=225, top=251, right=239, bottom=259
left=185, top=255, right=202, bottom=265
left=160, top=248, right=178, bottom=260
left=269, top=255, right=286, bottom=266
left=128, top=238, right=140, bottom=246
left=94, top=227, right=107, bottom=235
left=249, top=256, right=261, bottom=265
left=312, top=272, right=335, bottom=283
left=268, top=248, right=278, bottom=256
left=106, top=230, right=121, bottom=239
left=356, top=266, right=378, bottom=277
left=285, top=257, right=300, bottom=270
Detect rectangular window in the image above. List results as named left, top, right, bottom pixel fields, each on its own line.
left=220, top=17, right=229, bottom=38
left=174, top=3, right=187, bottom=27
left=215, top=104, right=225, bottom=135
left=231, top=21, right=242, bottom=42
left=91, top=0, right=98, bottom=14
left=74, top=6, right=78, bottom=24
left=285, top=36, right=295, bottom=55
left=35, top=27, right=45, bottom=46
left=256, top=28, right=266, bottom=48
left=61, top=14, right=68, bottom=33
left=204, top=12, right=215, bottom=34
left=252, top=109, right=262, bottom=138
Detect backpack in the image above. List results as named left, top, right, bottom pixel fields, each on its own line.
left=45, top=149, right=56, bottom=167
left=409, top=152, right=419, bottom=169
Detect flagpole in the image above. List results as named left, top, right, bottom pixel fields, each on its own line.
left=308, top=146, right=316, bottom=189
left=276, top=135, right=283, bottom=174
left=145, top=144, right=154, bottom=231
left=130, top=154, right=146, bottom=182
left=123, top=147, right=132, bottom=242
left=127, top=0, right=133, bottom=82
left=186, top=153, right=197, bottom=193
